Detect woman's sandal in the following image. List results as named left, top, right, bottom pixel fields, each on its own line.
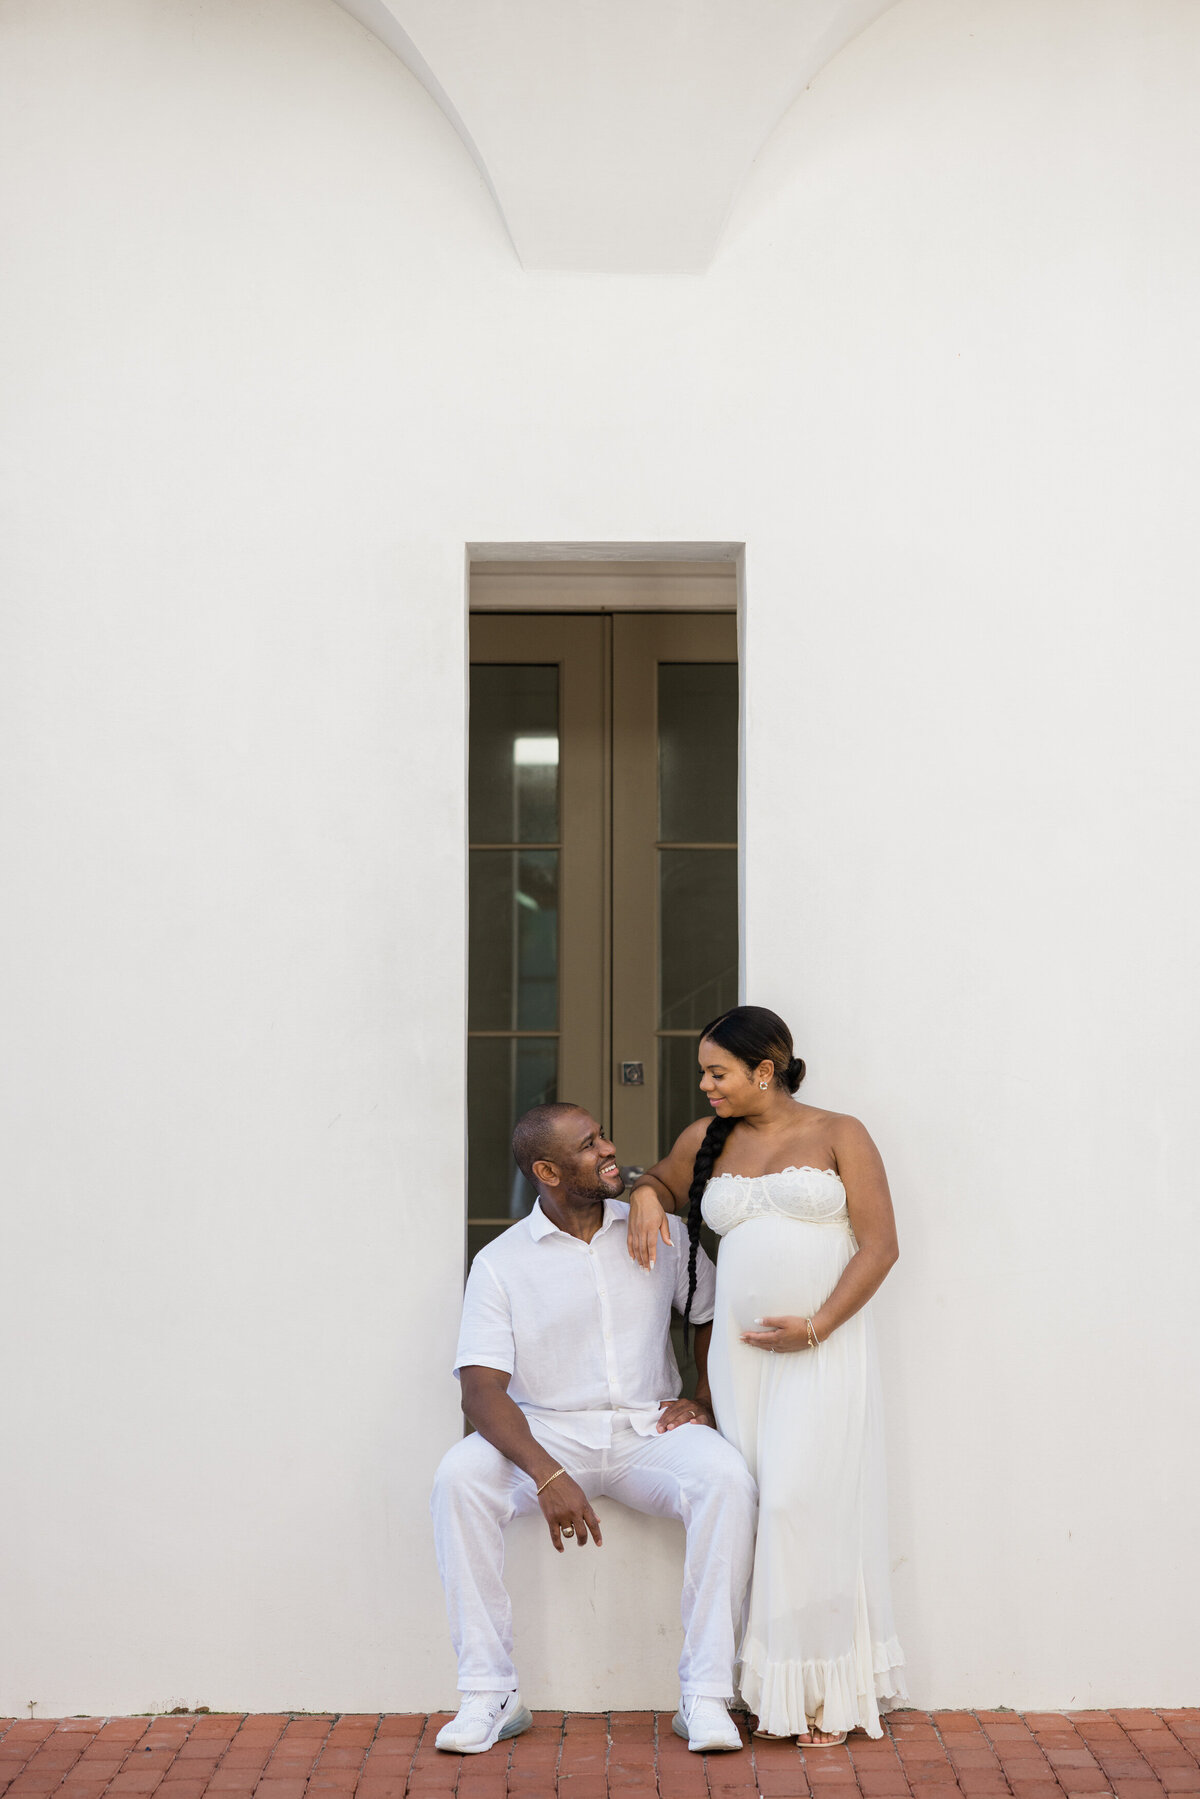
left=797, top=1726, right=848, bottom=1748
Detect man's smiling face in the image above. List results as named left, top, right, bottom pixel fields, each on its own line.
left=549, top=1110, right=625, bottom=1203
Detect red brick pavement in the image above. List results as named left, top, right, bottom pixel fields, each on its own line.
left=1, top=1711, right=1198, bottom=1799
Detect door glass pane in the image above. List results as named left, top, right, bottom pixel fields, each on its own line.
left=467, top=1036, right=557, bottom=1222
left=467, top=1220, right=521, bottom=1265
left=658, top=1036, right=706, bottom=1158
left=468, top=849, right=558, bottom=1031
left=469, top=665, right=559, bottom=843
left=659, top=848, right=738, bottom=1030
left=658, top=663, right=738, bottom=843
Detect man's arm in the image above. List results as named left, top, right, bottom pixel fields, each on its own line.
left=655, top=1322, right=716, bottom=1431
left=459, top=1365, right=604, bottom=1552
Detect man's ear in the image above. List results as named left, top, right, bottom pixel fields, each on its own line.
left=531, top=1157, right=561, bottom=1190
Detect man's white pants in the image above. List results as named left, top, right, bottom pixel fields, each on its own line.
left=431, top=1415, right=757, bottom=1699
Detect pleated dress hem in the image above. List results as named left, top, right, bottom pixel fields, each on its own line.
left=738, top=1633, right=908, bottom=1740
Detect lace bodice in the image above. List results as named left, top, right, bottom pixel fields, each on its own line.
left=701, top=1164, right=851, bottom=1237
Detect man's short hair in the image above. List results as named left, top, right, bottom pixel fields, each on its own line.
left=512, top=1101, right=584, bottom=1183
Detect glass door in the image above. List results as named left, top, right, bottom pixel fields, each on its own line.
left=467, top=610, right=738, bottom=1268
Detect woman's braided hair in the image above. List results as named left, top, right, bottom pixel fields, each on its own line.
left=681, top=1006, right=806, bottom=1343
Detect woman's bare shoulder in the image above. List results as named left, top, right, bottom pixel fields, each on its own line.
left=784, top=1097, right=860, bottom=1132
left=822, top=1107, right=873, bottom=1139
left=825, top=1110, right=885, bottom=1170
left=783, top=1102, right=879, bottom=1161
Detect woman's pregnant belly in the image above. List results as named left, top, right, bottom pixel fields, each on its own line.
left=713, top=1213, right=855, bottom=1332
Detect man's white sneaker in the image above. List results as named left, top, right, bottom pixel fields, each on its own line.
left=672, top=1695, right=743, bottom=1753
left=435, top=1690, right=533, bottom=1754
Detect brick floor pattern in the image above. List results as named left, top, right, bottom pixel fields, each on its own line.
left=1, top=1710, right=1198, bottom=1799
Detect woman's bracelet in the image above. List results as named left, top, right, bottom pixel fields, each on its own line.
left=805, top=1317, right=822, bottom=1348
left=536, top=1465, right=567, bottom=1495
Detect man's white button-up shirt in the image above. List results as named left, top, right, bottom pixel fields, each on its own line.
left=453, top=1197, right=717, bottom=1449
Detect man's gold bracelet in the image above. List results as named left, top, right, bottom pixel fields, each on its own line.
left=536, top=1466, right=566, bottom=1495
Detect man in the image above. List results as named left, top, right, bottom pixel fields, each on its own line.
left=431, top=1102, right=756, bottom=1755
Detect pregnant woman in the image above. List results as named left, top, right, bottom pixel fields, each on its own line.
left=629, top=1006, right=906, bottom=1743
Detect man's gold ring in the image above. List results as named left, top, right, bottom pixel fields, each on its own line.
left=562, top=1525, right=575, bottom=1537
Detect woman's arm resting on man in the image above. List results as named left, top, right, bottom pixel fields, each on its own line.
left=458, top=1365, right=604, bottom=1551
left=627, top=1118, right=711, bottom=1270
left=740, top=1117, right=900, bottom=1354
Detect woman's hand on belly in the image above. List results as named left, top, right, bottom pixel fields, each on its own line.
left=740, top=1314, right=817, bottom=1354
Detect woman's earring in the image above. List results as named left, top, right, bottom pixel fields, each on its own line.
left=759, top=1080, right=769, bottom=1089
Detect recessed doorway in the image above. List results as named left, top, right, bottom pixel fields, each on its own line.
left=467, top=601, right=739, bottom=1267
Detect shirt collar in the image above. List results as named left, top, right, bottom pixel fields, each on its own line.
left=529, top=1196, right=621, bottom=1243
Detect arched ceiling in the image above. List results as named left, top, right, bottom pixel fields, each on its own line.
left=334, top=0, right=899, bottom=273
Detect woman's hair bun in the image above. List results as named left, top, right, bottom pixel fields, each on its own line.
left=699, top=1006, right=805, bottom=1096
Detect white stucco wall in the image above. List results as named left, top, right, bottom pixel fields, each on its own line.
left=2, top=0, right=1198, bottom=1714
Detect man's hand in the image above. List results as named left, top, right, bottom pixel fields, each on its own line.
left=627, top=1184, right=673, bottom=1271
left=538, top=1471, right=604, bottom=1552
left=655, top=1396, right=715, bottom=1432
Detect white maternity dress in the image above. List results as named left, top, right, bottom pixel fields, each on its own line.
left=702, top=1165, right=907, bottom=1739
